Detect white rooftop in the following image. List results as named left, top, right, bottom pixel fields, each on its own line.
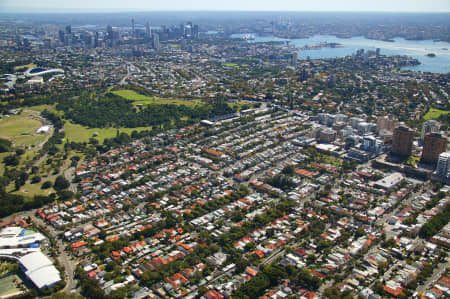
left=0, top=227, right=45, bottom=249
left=19, top=251, right=61, bottom=289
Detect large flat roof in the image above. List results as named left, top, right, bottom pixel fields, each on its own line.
left=18, top=251, right=61, bottom=289
left=375, top=172, right=404, bottom=190
left=0, top=232, right=46, bottom=249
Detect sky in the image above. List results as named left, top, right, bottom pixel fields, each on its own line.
left=1, top=0, right=450, bottom=13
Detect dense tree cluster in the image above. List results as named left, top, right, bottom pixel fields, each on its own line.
left=76, top=267, right=106, bottom=299
left=41, top=110, right=64, bottom=130
left=55, top=93, right=233, bottom=129
left=0, top=138, right=12, bottom=153
left=266, top=174, right=296, bottom=191
left=53, top=175, right=70, bottom=191
left=419, top=204, right=450, bottom=239
left=234, top=265, right=322, bottom=299
left=0, top=190, right=55, bottom=217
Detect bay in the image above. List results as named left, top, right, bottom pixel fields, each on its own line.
left=231, top=34, right=450, bottom=74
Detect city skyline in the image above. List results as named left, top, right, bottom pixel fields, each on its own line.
left=1, top=0, right=450, bottom=13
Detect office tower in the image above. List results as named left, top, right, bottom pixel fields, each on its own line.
left=350, top=117, right=363, bottom=129
left=94, top=31, right=99, bottom=48
left=81, top=32, right=93, bottom=48
left=107, top=25, right=113, bottom=40
left=58, top=30, right=65, bottom=43
left=421, top=133, right=448, bottom=164
left=319, top=128, right=337, bottom=143
left=153, top=33, right=160, bottom=51
left=131, top=18, right=135, bottom=37
left=193, top=24, right=199, bottom=39
left=363, top=136, right=382, bottom=154
left=421, top=120, right=440, bottom=141
left=290, top=52, right=297, bottom=66
left=185, top=22, right=192, bottom=38
left=146, top=22, right=152, bottom=40
left=341, top=126, right=354, bottom=138
left=376, top=116, right=395, bottom=133
left=65, top=25, right=71, bottom=35
left=22, top=38, right=30, bottom=49
left=334, top=113, right=347, bottom=123
left=43, top=39, right=51, bottom=48
left=328, top=74, right=336, bottom=88
left=391, top=125, right=414, bottom=157
left=299, top=69, right=308, bottom=82
left=64, top=34, right=72, bottom=46
left=436, top=152, right=450, bottom=178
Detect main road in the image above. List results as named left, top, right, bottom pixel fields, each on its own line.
left=31, top=216, right=77, bottom=292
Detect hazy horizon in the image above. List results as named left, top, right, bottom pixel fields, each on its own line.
left=1, top=0, right=450, bottom=13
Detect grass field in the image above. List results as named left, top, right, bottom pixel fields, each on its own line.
left=0, top=274, right=24, bottom=297
left=423, top=108, right=449, bottom=120
left=12, top=180, right=55, bottom=197
left=0, top=148, right=38, bottom=176
left=231, top=101, right=254, bottom=111
left=25, top=105, right=52, bottom=113
left=0, top=113, right=49, bottom=148
left=223, top=63, right=239, bottom=67
left=13, top=63, right=36, bottom=71
left=112, top=89, right=201, bottom=107
left=64, top=121, right=152, bottom=143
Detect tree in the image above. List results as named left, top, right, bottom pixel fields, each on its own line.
left=419, top=204, right=450, bottom=239
left=54, top=175, right=70, bottom=191
left=41, top=181, right=52, bottom=189
left=15, top=149, right=25, bottom=156
left=30, top=176, right=41, bottom=184
left=282, top=165, right=295, bottom=176
left=57, top=190, right=74, bottom=201
left=50, top=292, right=83, bottom=299
left=0, top=138, right=12, bottom=153
left=197, top=286, right=208, bottom=296
left=306, top=254, right=316, bottom=265
left=3, top=155, right=19, bottom=166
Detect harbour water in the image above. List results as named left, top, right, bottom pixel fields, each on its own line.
left=232, top=34, right=450, bottom=73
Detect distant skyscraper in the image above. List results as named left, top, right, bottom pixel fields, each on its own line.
left=146, top=22, right=152, bottom=40
left=391, top=125, right=414, bottom=157
left=299, top=69, right=308, bottom=82
left=107, top=25, right=113, bottom=40
left=436, top=152, right=450, bottom=179
left=131, top=18, right=135, bottom=37
left=153, top=33, right=160, bottom=51
left=421, top=120, right=440, bottom=141
left=65, top=25, right=71, bottom=35
left=193, top=24, right=199, bottom=39
left=43, top=39, right=51, bottom=48
left=421, top=133, right=448, bottom=164
left=185, top=22, right=192, bottom=38
left=106, top=25, right=115, bottom=47
left=328, top=74, right=336, bottom=88
left=290, top=52, right=297, bottom=66
left=94, top=31, right=99, bottom=48
left=58, top=30, right=65, bottom=43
